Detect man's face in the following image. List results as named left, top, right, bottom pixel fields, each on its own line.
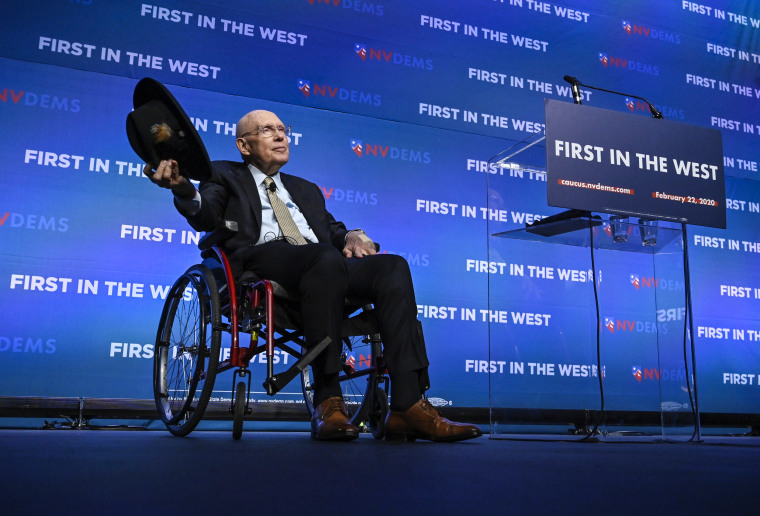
left=237, top=111, right=289, bottom=175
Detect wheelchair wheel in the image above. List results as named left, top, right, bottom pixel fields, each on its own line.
left=153, top=264, right=221, bottom=437
left=300, top=333, right=387, bottom=431
left=232, top=381, right=246, bottom=440
left=367, top=387, right=389, bottom=439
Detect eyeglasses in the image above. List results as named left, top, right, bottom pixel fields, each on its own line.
left=239, top=125, right=291, bottom=138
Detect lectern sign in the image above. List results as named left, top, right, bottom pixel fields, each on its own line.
left=544, top=99, right=726, bottom=228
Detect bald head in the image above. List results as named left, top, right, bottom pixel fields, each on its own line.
left=236, top=110, right=272, bottom=138
left=234, top=110, right=290, bottom=175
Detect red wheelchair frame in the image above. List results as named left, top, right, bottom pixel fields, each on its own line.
left=152, top=222, right=389, bottom=439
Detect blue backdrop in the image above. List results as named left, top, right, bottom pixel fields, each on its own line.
left=1, top=0, right=759, bottom=416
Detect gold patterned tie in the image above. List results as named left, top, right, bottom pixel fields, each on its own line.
left=264, top=177, right=308, bottom=245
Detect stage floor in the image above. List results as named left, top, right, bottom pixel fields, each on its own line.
left=1, top=429, right=758, bottom=515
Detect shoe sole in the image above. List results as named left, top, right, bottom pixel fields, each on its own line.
left=311, top=431, right=360, bottom=441
left=310, top=421, right=360, bottom=441
left=385, top=431, right=482, bottom=443
left=311, top=397, right=359, bottom=441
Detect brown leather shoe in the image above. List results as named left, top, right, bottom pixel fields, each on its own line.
left=311, top=397, right=359, bottom=441
left=385, top=398, right=483, bottom=442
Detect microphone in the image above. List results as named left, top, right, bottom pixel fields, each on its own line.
left=564, top=75, right=583, bottom=105
left=267, top=180, right=277, bottom=193
left=564, top=75, right=663, bottom=119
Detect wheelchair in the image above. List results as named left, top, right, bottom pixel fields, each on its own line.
left=152, top=221, right=390, bottom=439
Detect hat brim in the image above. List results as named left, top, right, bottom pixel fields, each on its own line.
left=126, top=78, right=212, bottom=181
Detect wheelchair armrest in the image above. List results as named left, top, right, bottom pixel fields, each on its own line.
left=198, top=220, right=238, bottom=251
left=197, top=221, right=380, bottom=253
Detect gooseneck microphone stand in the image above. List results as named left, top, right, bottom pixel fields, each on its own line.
left=563, top=75, right=663, bottom=119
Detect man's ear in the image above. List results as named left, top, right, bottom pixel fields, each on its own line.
left=235, top=137, right=250, bottom=157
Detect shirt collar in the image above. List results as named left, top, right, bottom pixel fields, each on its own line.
left=248, top=163, right=283, bottom=190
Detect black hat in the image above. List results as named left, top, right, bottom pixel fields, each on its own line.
left=126, top=78, right=211, bottom=181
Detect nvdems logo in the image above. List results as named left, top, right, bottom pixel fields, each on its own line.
left=297, top=79, right=311, bottom=97
left=632, top=365, right=688, bottom=386
left=349, top=138, right=431, bottom=164
left=297, top=79, right=381, bottom=106
left=621, top=20, right=681, bottom=44
left=1, top=211, right=69, bottom=232
left=320, top=185, right=378, bottom=205
left=624, top=98, right=685, bottom=120
left=354, top=43, right=433, bottom=70
left=306, top=0, right=384, bottom=16
left=1, top=88, right=81, bottom=112
left=604, top=316, right=663, bottom=335
left=598, top=52, right=659, bottom=76
left=351, top=139, right=363, bottom=157
left=629, top=273, right=684, bottom=291
left=1, top=336, right=56, bottom=354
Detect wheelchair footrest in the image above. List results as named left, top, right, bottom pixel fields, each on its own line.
left=262, top=337, right=332, bottom=396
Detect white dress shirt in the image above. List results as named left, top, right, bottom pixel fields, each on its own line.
left=248, top=165, right=318, bottom=245
left=174, top=164, right=318, bottom=245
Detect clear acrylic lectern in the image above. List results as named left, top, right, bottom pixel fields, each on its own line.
left=486, top=135, right=699, bottom=442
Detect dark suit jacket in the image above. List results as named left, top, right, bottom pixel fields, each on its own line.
left=176, top=160, right=349, bottom=272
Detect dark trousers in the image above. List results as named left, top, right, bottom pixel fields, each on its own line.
left=242, top=241, right=430, bottom=379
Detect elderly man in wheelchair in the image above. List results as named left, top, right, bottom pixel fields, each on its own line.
left=130, top=79, right=481, bottom=442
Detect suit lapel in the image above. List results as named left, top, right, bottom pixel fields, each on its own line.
left=232, top=162, right=263, bottom=232
left=281, top=173, right=325, bottom=242
left=281, top=173, right=305, bottom=206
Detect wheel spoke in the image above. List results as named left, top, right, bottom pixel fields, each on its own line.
left=301, top=334, right=386, bottom=429
left=153, top=266, right=221, bottom=436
